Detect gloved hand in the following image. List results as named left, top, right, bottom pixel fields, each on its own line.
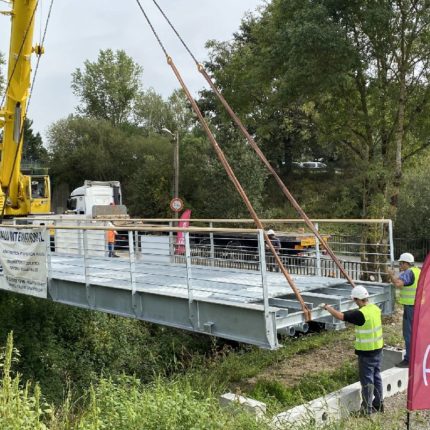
left=317, top=303, right=327, bottom=309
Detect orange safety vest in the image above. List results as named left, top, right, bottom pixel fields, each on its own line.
left=107, top=230, right=116, bottom=243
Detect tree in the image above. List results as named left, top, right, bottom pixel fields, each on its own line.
left=71, top=49, right=143, bottom=126
left=204, top=1, right=430, bottom=222
left=134, top=88, right=172, bottom=134
left=134, top=88, right=196, bottom=136
left=22, top=118, right=48, bottom=165
left=396, top=151, right=430, bottom=249
left=47, top=116, right=178, bottom=217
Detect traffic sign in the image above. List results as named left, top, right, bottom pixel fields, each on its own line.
left=170, top=197, right=184, bottom=212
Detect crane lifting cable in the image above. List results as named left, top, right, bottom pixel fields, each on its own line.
left=134, top=0, right=312, bottom=321
left=148, top=0, right=356, bottom=288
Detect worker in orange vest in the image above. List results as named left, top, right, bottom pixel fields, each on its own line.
left=106, top=226, right=118, bottom=257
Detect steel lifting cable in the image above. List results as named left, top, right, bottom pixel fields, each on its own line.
left=150, top=0, right=356, bottom=288
left=135, top=0, right=312, bottom=321
left=0, top=0, right=54, bottom=221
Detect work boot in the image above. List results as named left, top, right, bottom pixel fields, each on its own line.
left=396, top=360, right=409, bottom=368
left=372, top=402, right=384, bottom=413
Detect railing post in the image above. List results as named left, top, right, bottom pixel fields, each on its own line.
left=258, top=229, right=277, bottom=348
left=82, top=229, right=92, bottom=307
left=169, top=221, right=174, bottom=261
left=184, top=232, right=196, bottom=327
left=134, top=230, right=139, bottom=259
left=45, top=227, right=52, bottom=297
left=388, top=220, right=394, bottom=267
left=77, top=221, right=83, bottom=256
left=128, top=230, right=137, bottom=311
left=315, top=222, right=321, bottom=276
left=209, top=222, right=215, bottom=265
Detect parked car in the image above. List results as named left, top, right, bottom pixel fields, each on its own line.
left=300, top=161, right=327, bottom=169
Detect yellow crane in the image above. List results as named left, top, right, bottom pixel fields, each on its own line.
left=0, top=0, right=50, bottom=217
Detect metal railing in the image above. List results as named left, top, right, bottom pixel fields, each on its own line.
left=21, top=217, right=395, bottom=281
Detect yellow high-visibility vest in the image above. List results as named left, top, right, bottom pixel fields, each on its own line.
left=355, top=304, right=383, bottom=352
left=399, top=267, right=421, bottom=306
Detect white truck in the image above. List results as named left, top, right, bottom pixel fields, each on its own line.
left=66, top=180, right=125, bottom=216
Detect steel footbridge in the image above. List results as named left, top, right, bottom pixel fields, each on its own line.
left=1, top=218, right=395, bottom=350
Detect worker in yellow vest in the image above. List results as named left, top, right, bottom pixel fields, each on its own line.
left=388, top=252, right=421, bottom=368
left=321, top=286, right=384, bottom=415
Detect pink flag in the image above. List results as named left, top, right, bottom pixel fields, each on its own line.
left=407, top=253, right=430, bottom=410
left=175, top=209, right=191, bottom=255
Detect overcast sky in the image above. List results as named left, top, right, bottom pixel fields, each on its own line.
left=1, top=0, right=264, bottom=139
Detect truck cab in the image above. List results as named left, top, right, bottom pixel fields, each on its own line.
left=67, top=180, right=122, bottom=215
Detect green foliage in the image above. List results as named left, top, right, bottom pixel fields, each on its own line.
left=0, top=292, right=216, bottom=403
left=396, top=150, right=430, bottom=240
left=203, top=0, right=430, bottom=221
left=251, top=362, right=357, bottom=413
left=134, top=89, right=195, bottom=135
left=179, top=134, right=268, bottom=218
left=22, top=118, right=48, bottom=165
left=76, top=376, right=265, bottom=430
left=0, top=332, right=53, bottom=430
left=47, top=113, right=268, bottom=218
left=0, top=334, right=267, bottom=429
left=71, top=49, right=143, bottom=126
left=47, top=116, right=176, bottom=217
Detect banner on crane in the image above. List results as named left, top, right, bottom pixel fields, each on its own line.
left=407, top=252, right=430, bottom=410
left=0, top=228, right=48, bottom=299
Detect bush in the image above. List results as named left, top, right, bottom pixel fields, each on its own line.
left=0, top=332, right=53, bottom=430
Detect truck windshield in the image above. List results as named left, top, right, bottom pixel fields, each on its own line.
left=67, top=198, right=77, bottom=211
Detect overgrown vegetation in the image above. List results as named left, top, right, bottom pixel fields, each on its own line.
left=0, top=308, right=411, bottom=429
left=0, top=333, right=268, bottom=429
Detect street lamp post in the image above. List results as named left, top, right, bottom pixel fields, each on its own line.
left=162, top=127, right=180, bottom=220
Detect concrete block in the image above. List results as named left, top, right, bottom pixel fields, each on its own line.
left=382, top=367, right=409, bottom=397
left=382, top=347, right=404, bottom=371
left=219, top=392, right=266, bottom=418
left=272, top=367, right=408, bottom=429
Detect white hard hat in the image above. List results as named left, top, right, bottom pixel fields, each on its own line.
left=398, top=252, right=414, bottom=264
left=267, top=229, right=275, bottom=235
left=351, top=286, right=369, bottom=300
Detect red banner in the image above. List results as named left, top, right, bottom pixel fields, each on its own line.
left=174, top=209, right=191, bottom=255
left=407, top=253, right=430, bottom=410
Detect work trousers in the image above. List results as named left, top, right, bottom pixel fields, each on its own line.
left=108, top=242, right=115, bottom=257
left=403, top=305, right=414, bottom=363
left=358, top=352, right=383, bottom=415
left=266, top=253, right=279, bottom=272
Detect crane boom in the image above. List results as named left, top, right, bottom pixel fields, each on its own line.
left=0, top=0, right=50, bottom=216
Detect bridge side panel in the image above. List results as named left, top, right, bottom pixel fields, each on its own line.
left=48, top=279, right=278, bottom=349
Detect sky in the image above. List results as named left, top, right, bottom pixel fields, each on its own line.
left=0, top=0, right=264, bottom=139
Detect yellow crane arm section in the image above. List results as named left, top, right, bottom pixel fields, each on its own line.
left=0, top=0, right=50, bottom=216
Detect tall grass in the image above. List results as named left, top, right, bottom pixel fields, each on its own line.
left=0, top=333, right=269, bottom=429
left=0, top=332, right=53, bottom=429
left=75, top=376, right=267, bottom=430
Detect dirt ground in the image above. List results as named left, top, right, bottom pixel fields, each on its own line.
left=246, top=337, right=357, bottom=389
left=382, top=392, right=430, bottom=430
left=246, top=306, right=404, bottom=390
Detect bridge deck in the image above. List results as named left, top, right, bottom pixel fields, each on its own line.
left=47, top=252, right=394, bottom=349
